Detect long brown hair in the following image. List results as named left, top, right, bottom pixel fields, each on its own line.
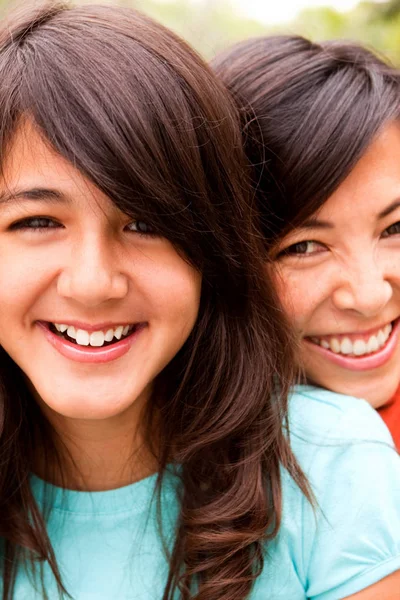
left=0, top=6, right=309, bottom=599
left=213, top=35, right=400, bottom=247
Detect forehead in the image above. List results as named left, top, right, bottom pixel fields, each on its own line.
left=315, top=121, right=400, bottom=222
left=3, top=121, right=82, bottom=187
left=0, top=120, right=114, bottom=213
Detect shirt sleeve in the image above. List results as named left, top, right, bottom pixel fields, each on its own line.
left=288, top=387, right=400, bottom=600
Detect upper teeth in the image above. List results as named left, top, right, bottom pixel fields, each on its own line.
left=53, top=324, right=132, bottom=347
left=311, top=323, right=392, bottom=357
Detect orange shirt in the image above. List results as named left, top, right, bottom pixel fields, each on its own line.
left=378, top=388, right=400, bottom=450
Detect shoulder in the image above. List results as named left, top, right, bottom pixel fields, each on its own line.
left=276, top=385, right=400, bottom=600
left=285, top=384, right=398, bottom=521
left=288, top=384, right=394, bottom=449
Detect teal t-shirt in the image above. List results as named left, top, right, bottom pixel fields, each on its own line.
left=11, top=386, right=400, bottom=599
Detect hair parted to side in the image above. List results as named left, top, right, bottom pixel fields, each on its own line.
left=0, top=5, right=310, bottom=599
left=213, top=35, right=400, bottom=247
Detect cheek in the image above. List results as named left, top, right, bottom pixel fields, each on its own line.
left=136, top=255, right=201, bottom=333
left=0, top=245, right=53, bottom=316
left=274, top=269, right=323, bottom=333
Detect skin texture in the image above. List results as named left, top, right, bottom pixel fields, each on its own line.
left=0, top=122, right=201, bottom=490
left=274, top=123, right=400, bottom=408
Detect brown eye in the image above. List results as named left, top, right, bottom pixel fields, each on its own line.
left=382, top=222, right=400, bottom=237
left=279, top=241, right=322, bottom=257
left=126, top=220, right=155, bottom=235
left=10, top=217, right=61, bottom=230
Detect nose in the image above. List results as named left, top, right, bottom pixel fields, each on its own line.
left=57, top=237, right=129, bottom=307
left=332, top=255, right=392, bottom=317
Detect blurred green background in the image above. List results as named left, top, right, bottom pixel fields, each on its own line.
left=4, top=0, right=400, bottom=62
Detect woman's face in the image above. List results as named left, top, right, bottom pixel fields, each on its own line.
left=0, top=122, right=201, bottom=421
left=274, top=123, right=400, bottom=408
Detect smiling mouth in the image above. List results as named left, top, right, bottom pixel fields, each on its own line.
left=47, top=322, right=139, bottom=348
left=306, top=320, right=396, bottom=358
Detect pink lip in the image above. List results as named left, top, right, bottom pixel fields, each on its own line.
left=37, top=321, right=146, bottom=364
left=304, top=319, right=400, bottom=372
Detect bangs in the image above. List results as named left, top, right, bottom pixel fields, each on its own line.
left=276, top=63, right=400, bottom=231
left=214, top=35, right=400, bottom=244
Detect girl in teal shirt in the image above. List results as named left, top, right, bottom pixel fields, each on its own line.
left=0, top=5, right=398, bottom=600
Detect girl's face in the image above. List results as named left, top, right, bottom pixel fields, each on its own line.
left=0, top=122, right=201, bottom=421
left=273, top=123, right=400, bottom=408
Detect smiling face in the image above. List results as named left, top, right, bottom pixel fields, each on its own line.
left=273, top=122, right=400, bottom=407
left=0, top=122, right=201, bottom=423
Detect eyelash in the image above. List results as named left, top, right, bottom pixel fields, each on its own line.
left=381, top=221, right=400, bottom=237
left=278, top=220, right=400, bottom=258
left=8, top=216, right=157, bottom=236
left=9, top=217, right=62, bottom=232
left=277, top=240, right=324, bottom=258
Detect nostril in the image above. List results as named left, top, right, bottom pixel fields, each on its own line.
left=332, top=279, right=393, bottom=315
left=56, top=269, right=129, bottom=305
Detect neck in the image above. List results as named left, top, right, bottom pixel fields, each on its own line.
left=34, top=398, right=159, bottom=491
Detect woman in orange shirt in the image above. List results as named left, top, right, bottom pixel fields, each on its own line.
left=214, top=36, right=400, bottom=446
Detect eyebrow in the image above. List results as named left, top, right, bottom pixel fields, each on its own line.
left=0, top=188, right=68, bottom=205
left=297, top=216, right=334, bottom=230
left=378, top=199, right=400, bottom=219
left=298, top=198, right=400, bottom=230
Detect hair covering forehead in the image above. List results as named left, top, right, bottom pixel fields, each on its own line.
left=213, top=35, right=400, bottom=242
left=0, top=1, right=258, bottom=308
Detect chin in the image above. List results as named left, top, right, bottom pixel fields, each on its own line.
left=312, top=375, right=399, bottom=409
left=38, top=396, right=124, bottom=420
left=354, top=387, right=396, bottom=409
left=32, top=379, right=148, bottom=421
left=48, top=402, right=124, bottom=420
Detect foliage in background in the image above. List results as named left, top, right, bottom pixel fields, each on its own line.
left=291, top=1, right=400, bottom=63
left=138, top=0, right=400, bottom=63
left=1, top=0, right=400, bottom=62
